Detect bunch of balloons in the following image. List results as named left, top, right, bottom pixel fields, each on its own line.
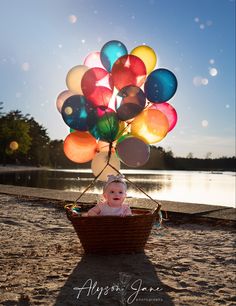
left=56, top=40, right=178, bottom=180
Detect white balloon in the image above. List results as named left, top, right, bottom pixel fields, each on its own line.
left=91, top=151, right=120, bottom=181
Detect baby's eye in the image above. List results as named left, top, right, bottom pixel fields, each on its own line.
left=119, top=191, right=123, bottom=194
left=110, top=191, right=115, bottom=194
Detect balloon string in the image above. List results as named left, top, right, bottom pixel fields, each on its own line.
left=117, top=102, right=151, bottom=137
left=108, top=163, right=162, bottom=213
left=75, top=146, right=113, bottom=203
left=75, top=144, right=161, bottom=215
left=104, top=108, right=114, bottom=143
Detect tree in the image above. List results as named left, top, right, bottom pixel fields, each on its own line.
left=0, top=110, right=32, bottom=164
left=25, top=117, right=50, bottom=166
left=205, top=152, right=212, bottom=159
left=186, top=152, right=193, bottom=159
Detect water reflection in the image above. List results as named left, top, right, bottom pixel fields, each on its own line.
left=0, top=170, right=235, bottom=207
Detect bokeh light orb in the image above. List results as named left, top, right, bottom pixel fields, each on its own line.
left=9, top=141, right=19, bottom=151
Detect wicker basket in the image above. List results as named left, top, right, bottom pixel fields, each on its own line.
left=65, top=202, right=159, bottom=254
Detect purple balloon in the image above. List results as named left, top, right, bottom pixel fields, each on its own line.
left=116, top=136, right=150, bottom=167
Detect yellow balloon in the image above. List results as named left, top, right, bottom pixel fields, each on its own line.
left=116, top=120, right=128, bottom=138
left=91, top=152, right=120, bottom=181
left=131, top=109, right=169, bottom=144
left=131, top=45, right=157, bottom=74
left=66, top=65, right=89, bottom=94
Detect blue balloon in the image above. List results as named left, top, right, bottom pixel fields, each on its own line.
left=61, top=95, right=94, bottom=131
left=100, top=40, right=128, bottom=72
left=144, top=68, right=178, bottom=103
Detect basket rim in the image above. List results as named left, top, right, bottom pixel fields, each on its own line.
left=66, top=209, right=156, bottom=221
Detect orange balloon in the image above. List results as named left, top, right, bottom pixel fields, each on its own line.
left=63, top=131, right=97, bottom=163
left=131, top=109, right=169, bottom=144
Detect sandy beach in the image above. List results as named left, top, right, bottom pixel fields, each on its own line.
left=0, top=193, right=235, bottom=306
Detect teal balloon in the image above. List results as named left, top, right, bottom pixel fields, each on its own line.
left=144, top=68, right=178, bottom=103
left=100, top=40, right=128, bottom=72
left=61, top=95, right=94, bottom=131
left=88, top=107, right=119, bottom=142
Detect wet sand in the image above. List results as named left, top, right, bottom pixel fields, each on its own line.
left=0, top=193, right=235, bottom=305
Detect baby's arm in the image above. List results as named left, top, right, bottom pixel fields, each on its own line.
left=122, top=204, right=132, bottom=216
left=86, top=204, right=101, bottom=216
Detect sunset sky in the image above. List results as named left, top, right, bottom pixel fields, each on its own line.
left=0, top=0, right=235, bottom=158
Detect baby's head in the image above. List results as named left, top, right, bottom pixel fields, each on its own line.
left=103, top=175, right=127, bottom=207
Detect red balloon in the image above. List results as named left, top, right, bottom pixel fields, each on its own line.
left=111, top=55, right=147, bottom=91
left=88, top=86, right=114, bottom=107
left=81, top=68, right=114, bottom=107
left=149, top=102, right=178, bottom=132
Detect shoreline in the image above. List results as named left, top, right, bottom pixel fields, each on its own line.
left=0, top=184, right=235, bottom=222
left=0, top=165, right=50, bottom=173
left=0, top=165, right=235, bottom=222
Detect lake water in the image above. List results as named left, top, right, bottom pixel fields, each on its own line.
left=0, top=169, right=235, bottom=208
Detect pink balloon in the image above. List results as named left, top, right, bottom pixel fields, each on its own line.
left=149, top=102, right=177, bottom=132
left=56, top=90, right=74, bottom=113
left=83, top=51, right=105, bottom=69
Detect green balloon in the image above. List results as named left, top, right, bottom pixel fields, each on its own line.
left=88, top=107, right=119, bottom=143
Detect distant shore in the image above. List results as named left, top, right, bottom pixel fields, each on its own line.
left=0, top=165, right=50, bottom=173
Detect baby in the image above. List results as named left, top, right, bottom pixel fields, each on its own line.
left=86, top=174, right=132, bottom=217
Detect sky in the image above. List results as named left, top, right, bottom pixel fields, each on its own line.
left=0, top=0, right=235, bottom=158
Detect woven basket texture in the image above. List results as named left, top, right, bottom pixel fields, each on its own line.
left=66, top=206, right=157, bottom=254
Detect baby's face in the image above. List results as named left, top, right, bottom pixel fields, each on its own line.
left=103, top=182, right=127, bottom=207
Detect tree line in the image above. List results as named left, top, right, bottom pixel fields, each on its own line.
left=0, top=104, right=235, bottom=171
